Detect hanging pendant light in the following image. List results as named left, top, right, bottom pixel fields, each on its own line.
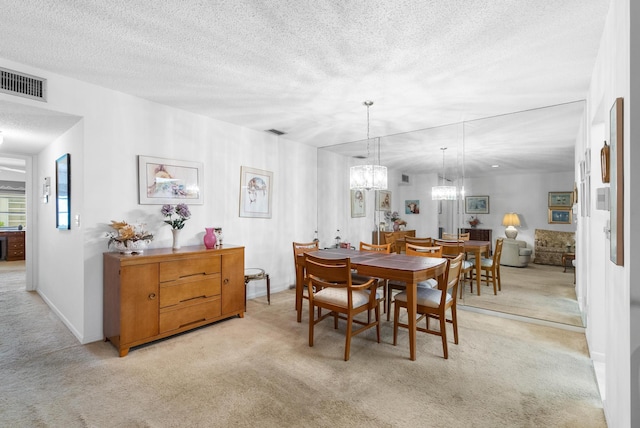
left=432, top=147, right=457, bottom=200
left=349, top=101, right=387, bottom=190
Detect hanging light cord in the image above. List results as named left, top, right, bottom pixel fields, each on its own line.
left=364, top=100, right=373, bottom=159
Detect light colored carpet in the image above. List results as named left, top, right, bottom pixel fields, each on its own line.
left=460, top=262, right=582, bottom=327
left=0, top=277, right=606, bottom=427
left=0, top=260, right=26, bottom=292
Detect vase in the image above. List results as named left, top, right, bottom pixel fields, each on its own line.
left=172, top=229, right=181, bottom=250
left=204, top=227, right=217, bottom=249
left=393, top=223, right=400, bottom=231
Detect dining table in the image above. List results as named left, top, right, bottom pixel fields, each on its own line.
left=295, top=247, right=448, bottom=361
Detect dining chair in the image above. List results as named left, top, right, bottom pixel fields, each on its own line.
left=472, top=238, right=504, bottom=295
left=383, top=232, right=397, bottom=253
left=393, top=253, right=464, bottom=359
left=435, top=239, right=474, bottom=297
left=404, top=236, right=433, bottom=246
left=292, top=241, right=319, bottom=322
left=386, top=243, right=442, bottom=321
left=357, top=242, right=391, bottom=315
left=304, top=253, right=380, bottom=361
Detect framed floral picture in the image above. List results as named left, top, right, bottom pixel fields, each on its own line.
left=138, top=155, right=204, bottom=205
left=377, top=190, right=391, bottom=211
left=351, top=189, right=366, bottom=218
left=239, top=166, right=273, bottom=218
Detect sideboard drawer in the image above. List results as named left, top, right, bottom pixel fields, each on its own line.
left=159, top=297, right=221, bottom=333
left=159, top=256, right=221, bottom=282
left=160, top=274, right=221, bottom=308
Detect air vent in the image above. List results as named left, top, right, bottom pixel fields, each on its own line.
left=265, top=129, right=285, bottom=136
left=401, top=174, right=410, bottom=184
left=0, top=67, right=47, bottom=101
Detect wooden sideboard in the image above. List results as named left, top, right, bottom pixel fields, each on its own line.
left=460, top=228, right=493, bottom=253
left=103, top=245, right=245, bottom=357
left=0, top=231, right=25, bottom=261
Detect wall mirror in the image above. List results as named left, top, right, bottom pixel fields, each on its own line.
left=318, top=101, right=584, bottom=328
left=56, top=153, right=71, bottom=230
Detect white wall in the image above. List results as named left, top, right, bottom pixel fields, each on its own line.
left=463, top=171, right=576, bottom=251
left=581, top=0, right=634, bottom=426
left=0, top=57, right=318, bottom=344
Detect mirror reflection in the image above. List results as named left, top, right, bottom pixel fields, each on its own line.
left=318, top=101, right=583, bottom=327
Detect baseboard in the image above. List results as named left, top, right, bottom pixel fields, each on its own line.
left=459, top=305, right=585, bottom=332
left=36, top=289, right=84, bottom=343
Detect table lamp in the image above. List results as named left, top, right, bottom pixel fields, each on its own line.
left=502, top=212, right=521, bottom=239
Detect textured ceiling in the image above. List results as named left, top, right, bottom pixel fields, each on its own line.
left=0, top=1, right=608, bottom=175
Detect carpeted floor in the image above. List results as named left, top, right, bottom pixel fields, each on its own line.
left=460, top=262, right=582, bottom=327
left=0, top=265, right=606, bottom=427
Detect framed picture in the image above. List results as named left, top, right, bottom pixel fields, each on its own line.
left=610, top=97, right=624, bottom=265
left=405, top=199, right=420, bottom=214
left=548, top=191, right=573, bottom=208
left=548, top=208, right=572, bottom=224
left=351, top=189, right=366, bottom=218
left=465, top=195, right=489, bottom=214
left=56, top=153, right=71, bottom=230
left=138, top=155, right=204, bottom=205
left=377, top=190, right=391, bottom=211
left=239, top=166, right=273, bottom=218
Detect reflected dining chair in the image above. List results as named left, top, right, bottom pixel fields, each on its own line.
left=386, top=243, right=442, bottom=321
left=472, top=238, right=504, bottom=295
left=404, top=236, right=433, bottom=247
left=393, top=253, right=464, bottom=359
left=435, top=239, right=474, bottom=297
left=383, top=232, right=398, bottom=254
left=293, top=241, right=319, bottom=322
left=304, top=253, right=380, bottom=361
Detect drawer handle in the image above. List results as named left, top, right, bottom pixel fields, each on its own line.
left=148, top=293, right=157, bottom=300
left=178, top=272, right=207, bottom=279
left=181, top=295, right=207, bottom=303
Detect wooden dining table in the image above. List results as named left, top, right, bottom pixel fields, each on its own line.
left=295, top=247, right=448, bottom=361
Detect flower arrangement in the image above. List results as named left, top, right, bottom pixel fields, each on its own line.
left=384, top=211, right=407, bottom=230
left=161, top=203, right=191, bottom=229
left=468, top=216, right=481, bottom=227
left=106, top=221, right=153, bottom=249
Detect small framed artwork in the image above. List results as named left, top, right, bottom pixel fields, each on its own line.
left=351, top=189, right=366, bottom=218
left=405, top=200, right=420, bottom=214
left=600, top=141, right=610, bottom=183
left=548, top=191, right=573, bottom=208
left=56, top=153, right=71, bottom=230
left=138, top=155, right=204, bottom=205
left=465, top=195, right=489, bottom=214
left=377, top=190, right=391, bottom=211
left=239, top=166, right=273, bottom=218
left=548, top=208, right=572, bottom=224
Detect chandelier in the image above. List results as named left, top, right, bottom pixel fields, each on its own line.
left=349, top=101, right=388, bottom=191
left=432, top=147, right=457, bottom=200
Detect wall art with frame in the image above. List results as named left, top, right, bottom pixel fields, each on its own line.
left=405, top=199, right=420, bottom=214
left=548, top=191, right=573, bottom=208
left=609, top=97, right=624, bottom=265
left=239, top=166, right=273, bottom=218
left=465, top=195, right=489, bottom=214
left=377, top=190, right=391, bottom=211
left=350, top=189, right=366, bottom=218
left=138, top=155, right=204, bottom=205
left=548, top=208, right=572, bottom=225
left=56, top=153, right=71, bottom=230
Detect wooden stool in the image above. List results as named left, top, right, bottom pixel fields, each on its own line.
left=244, top=268, right=270, bottom=309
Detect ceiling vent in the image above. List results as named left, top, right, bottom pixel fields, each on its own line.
left=0, top=67, right=47, bottom=102
left=265, top=129, right=286, bottom=136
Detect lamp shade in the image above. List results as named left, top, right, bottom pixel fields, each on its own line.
left=502, top=212, right=520, bottom=239
left=350, top=164, right=388, bottom=190
left=502, top=213, right=521, bottom=227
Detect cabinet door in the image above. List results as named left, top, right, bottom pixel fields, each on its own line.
left=121, top=264, right=159, bottom=344
left=221, top=250, right=245, bottom=315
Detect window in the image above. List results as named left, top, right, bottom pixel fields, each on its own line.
left=0, top=193, right=26, bottom=228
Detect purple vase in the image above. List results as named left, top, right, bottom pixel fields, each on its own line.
left=203, top=227, right=217, bottom=249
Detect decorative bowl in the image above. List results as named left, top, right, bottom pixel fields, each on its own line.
left=111, top=239, right=150, bottom=254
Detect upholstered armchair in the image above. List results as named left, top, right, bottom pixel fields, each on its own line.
left=500, top=239, right=532, bottom=267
